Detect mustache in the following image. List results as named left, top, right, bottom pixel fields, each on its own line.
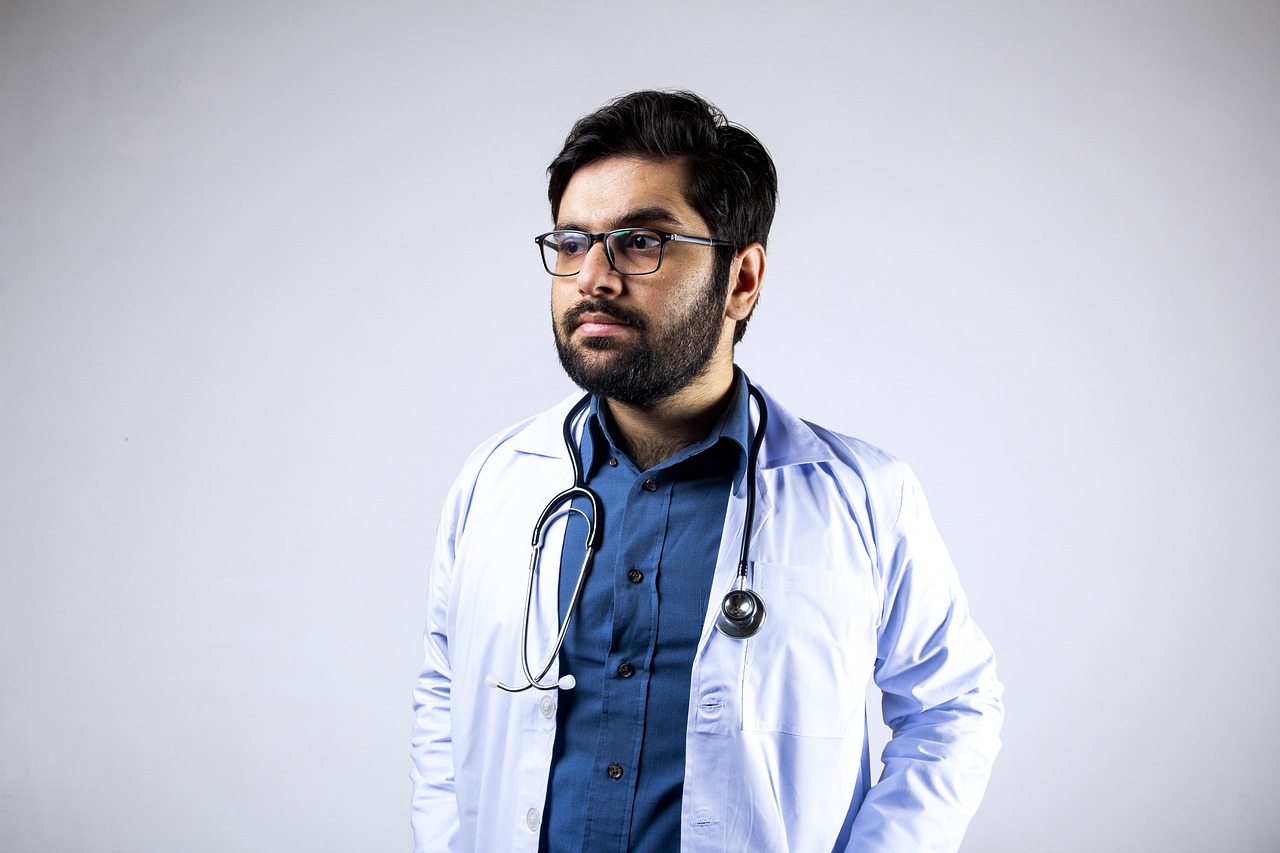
left=562, top=298, right=648, bottom=332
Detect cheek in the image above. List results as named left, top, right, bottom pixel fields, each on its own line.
left=550, top=283, right=585, bottom=337
left=550, top=284, right=573, bottom=317
left=667, top=269, right=727, bottom=320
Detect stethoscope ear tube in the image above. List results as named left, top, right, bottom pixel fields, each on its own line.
left=490, top=395, right=600, bottom=693
left=489, top=518, right=597, bottom=693
left=531, top=486, right=599, bottom=547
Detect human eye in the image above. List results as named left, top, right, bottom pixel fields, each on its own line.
left=553, top=231, right=590, bottom=257
left=621, top=230, right=663, bottom=253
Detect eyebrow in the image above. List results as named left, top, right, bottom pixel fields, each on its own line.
left=557, top=205, right=684, bottom=233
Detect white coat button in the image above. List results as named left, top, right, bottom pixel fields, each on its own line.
left=539, top=695, right=555, bottom=718
left=526, top=808, right=540, bottom=831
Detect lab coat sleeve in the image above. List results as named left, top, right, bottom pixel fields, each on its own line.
left=846, top=464, right=1004, bottom=852
left=409, top=477, right=466, bottom=852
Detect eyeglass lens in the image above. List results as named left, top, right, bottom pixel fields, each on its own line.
left=541, top=229, right=665, bottom=276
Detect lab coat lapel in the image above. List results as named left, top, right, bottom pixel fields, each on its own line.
left=699, top=383, right=835, bottom=642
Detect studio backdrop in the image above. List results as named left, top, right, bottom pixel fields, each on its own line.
left=2, top=2, right=1277, bottom=851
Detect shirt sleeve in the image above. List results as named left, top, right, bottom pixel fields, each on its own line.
left=846, top=464, right=1004, bottom=852
left=409, top=480, right=465, bottom=853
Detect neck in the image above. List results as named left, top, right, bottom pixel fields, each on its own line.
left=603, top=359, right=736, bottom=471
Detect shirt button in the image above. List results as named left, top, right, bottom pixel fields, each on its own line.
left=642, top=478, right=658, bottom=492
left=617, top=662, right=635, bottom=678
left=627, top=568, right=643, bottom=583
left=607, top=764, right=624, bottom=780
left=539, top=695, right=555, bottom=718
left=525, top=808, right=540, bottom=832
left=608, top=456, right=618, bottom=467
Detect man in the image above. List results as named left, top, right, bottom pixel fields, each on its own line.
left=411, top=90, right=1003, bottom=853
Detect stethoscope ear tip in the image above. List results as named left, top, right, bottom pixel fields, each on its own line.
left=558, top=674, right=576, bottom=690
left=484, top=675, right=499, bottom=689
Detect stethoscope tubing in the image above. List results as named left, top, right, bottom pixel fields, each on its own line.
left=489, top=396, right=599, bottom=693
left=489, top=384, right=768, bottom=693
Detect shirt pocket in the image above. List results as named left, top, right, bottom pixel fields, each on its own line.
left=741, top=561, right=876, bottom=738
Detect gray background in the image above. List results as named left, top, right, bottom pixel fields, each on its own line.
left=3, top=1, right=1277, bottom=851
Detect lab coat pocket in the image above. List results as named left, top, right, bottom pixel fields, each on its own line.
left=741, top=562, right=875, bottom=737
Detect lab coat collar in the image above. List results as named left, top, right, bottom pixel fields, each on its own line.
left=507, top=376, right=837, bottom=477
left=507, top=391, right=587, bottom=460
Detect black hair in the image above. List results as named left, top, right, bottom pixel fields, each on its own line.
left=547, top=90, right=777, bottom=344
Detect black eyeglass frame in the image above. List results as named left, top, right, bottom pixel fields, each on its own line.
left=534, top=228, right=736, bottom=277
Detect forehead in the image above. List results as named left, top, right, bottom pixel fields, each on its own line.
left=557, top=156, right=705, bottom=231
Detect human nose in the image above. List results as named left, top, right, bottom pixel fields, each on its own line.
left=575, top=237, right=622, bottom=296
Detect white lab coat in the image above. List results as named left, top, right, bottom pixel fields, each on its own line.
left=411, top=384, right=1003, bottom=852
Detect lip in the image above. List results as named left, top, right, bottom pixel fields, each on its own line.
left=574, top=312, right=632, bottom=337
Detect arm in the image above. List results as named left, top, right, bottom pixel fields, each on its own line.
left=847, top=465, right=1004, bottom=852
left=409, top=497, right=462, bottom=852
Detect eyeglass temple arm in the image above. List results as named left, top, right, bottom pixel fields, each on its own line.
left=664, top=233, right=736, bottom=248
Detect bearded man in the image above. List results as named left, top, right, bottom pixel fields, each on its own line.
left=410, top=90, right=1003, bottom=853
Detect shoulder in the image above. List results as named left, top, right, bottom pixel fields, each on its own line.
left=758, top=386, right=909, bottom=484
left=756, top=385, right=914, bottom=526
left=441, top=393, right=582, bottom=509
left=804, top=418, right=906, bottom=480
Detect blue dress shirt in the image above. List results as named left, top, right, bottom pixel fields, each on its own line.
left=540, top=377, right=750, bottom=853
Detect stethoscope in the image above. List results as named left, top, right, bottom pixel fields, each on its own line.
left=486, top=383, right=770, bottom=693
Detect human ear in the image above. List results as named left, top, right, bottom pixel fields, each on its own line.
left=725, top=243, right=765, bottom=321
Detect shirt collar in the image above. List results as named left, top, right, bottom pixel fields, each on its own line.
left=580, top=369, right=752, bottom=487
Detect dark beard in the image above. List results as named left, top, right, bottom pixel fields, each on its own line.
left=554, top=268, right=728, bottom=408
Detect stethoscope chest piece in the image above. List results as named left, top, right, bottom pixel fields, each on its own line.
left=712, top=382, right=771, bottom=640
left=714, top=586, right=766, bottom=638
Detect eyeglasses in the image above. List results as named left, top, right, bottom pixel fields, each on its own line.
left=534, top=228, right=734, bottom=277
